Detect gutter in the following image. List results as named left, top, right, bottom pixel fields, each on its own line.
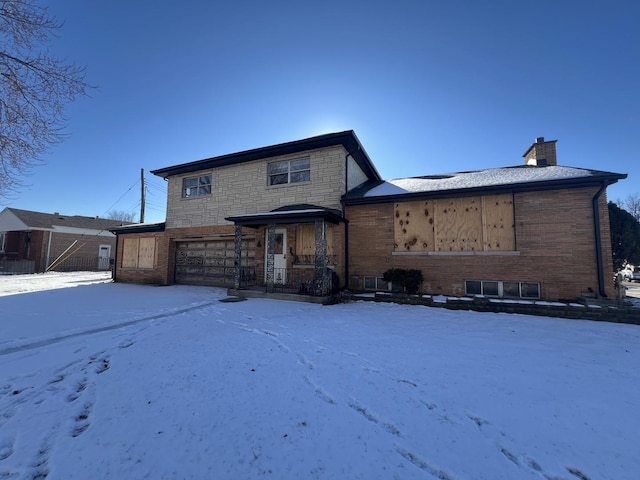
left=592, top=182, right=607, bottom=297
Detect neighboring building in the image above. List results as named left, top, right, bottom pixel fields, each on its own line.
left=0, top=208, right=130, bottom=274
left=110, top=132, right=626, bottom=302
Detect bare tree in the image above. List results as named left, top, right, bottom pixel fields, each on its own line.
left=0, top=0, right=93, bottom=198
left=107, top=210, right=136, bottom=222
left=622, top=193, right=640, bottom=223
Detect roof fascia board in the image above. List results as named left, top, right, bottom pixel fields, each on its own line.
left=151, top=131, right=381, bottom=182
left=226, top=211, right=345, bottom=227
left=110, top=223, right=166, bottom=234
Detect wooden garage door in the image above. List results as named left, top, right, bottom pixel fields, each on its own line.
left=174, top=238, right=254, bottom=287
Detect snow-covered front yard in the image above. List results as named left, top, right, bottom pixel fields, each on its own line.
left=1, top=272, right=639, bottom=479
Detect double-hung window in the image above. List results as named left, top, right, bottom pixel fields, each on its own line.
left=183, top=174, right=212, bottom=198
left=267, top=158, right=310, bottom=186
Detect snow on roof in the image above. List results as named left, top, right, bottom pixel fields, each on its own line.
left=363, top=165, right=596, bottom=197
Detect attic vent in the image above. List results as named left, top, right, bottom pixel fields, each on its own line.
left=415, top=175, right=454, bottom=180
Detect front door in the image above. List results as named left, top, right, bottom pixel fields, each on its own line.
left=266, top=228, right=287, bottom=284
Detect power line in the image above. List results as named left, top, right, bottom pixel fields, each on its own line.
left=101, top=179, right=140, bottom=217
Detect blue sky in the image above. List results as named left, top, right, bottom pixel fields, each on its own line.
left=3, top=0, right=638, bottom=223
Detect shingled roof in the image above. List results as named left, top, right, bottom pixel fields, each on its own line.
left=343, top=164, right=627, bottom=204
left=2, top=208, right=132, bottom=231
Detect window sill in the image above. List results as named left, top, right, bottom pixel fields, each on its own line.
left=181, top=195, right=212, bottom=200
left=266, top=180, right=311, bottom=189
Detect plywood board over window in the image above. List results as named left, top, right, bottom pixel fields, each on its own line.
left=121, top=237, right=157, bottom=269
left=122, top=238, right=139, bottom=268
left=295, top=224, right=334, bottom=258
left=393, top=194, right=515, bottom=253
left=482, top=194, right=515, bottom=251
left=434, top=196, right=482, bottom=252
left=138, top=237, right=156, bottom=268
left=393, top=201, right=435, bottom=251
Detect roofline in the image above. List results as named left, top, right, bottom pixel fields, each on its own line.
left=226, top=209, right=346, bottom=228
left=343, top=172, right=627, bottom=206
left=110, top=222, right=166, bottom=234
left=150, top=130, right=382, bottom=182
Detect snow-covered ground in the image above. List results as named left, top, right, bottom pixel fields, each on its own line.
left=1, top=272, right=639, bottom=480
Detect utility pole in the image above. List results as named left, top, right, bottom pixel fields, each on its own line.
left=140, top=168, right=146, bottom=223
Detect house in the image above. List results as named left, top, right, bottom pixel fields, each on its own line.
left=110, top=131, right=626, bottom=302
left=0, top=208, right=129, bottom=274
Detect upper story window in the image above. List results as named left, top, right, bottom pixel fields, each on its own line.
left=267, top=158, right=310, bottom=186
left=183, top=174, right=212, bottom=198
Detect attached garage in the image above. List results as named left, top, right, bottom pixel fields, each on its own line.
left=174, top=236, right=255, bottom=286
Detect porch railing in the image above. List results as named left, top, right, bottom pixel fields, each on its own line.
left=268, top=267, right=337, bottom=296
left=239, top=266, right=257, bottom=288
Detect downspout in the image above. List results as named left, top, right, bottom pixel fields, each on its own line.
left=343, top=153, right=352, bottom=287
left=112, top=232, right=118, bottom=282
left=592, top=182, right=607, bottom=297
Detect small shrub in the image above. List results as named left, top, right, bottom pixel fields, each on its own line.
left=382, top=268, right=424, bottom=294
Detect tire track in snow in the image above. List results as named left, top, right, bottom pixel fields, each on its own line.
left=0, top=301, right=218, bottom=357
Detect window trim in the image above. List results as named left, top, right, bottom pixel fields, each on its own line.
left=182, top=174, right=212, bottom=198
left=267, top=157, right=310, bottom=187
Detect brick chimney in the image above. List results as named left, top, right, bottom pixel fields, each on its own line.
left=523, top=137, right=557, bottom=166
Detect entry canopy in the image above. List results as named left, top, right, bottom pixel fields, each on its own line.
left=225, top=204, right=345, bottom=228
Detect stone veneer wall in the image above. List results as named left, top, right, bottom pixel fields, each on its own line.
left=165, top=145, right=350, bottom=229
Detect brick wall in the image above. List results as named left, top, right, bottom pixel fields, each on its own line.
left=115, top=225, right=244, bottom=285
left=346, top=186, right=615, bottom=301
left=114, top=231, right=170, bottom=284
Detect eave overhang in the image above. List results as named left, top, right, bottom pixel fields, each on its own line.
left=343, top=171, right=627, bottom=206
left=226, top=209, right=345, bottom=228
left=151, top=130, right=382, bottom=182
left=110, top=222, right=166, bottom=235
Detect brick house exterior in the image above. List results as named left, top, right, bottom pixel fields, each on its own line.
left=111, top=132, right=626, bottom=302
left=0, top=208, right=129, bottom=273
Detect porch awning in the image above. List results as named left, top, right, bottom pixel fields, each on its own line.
left=226, top=205, right=345, bottom=227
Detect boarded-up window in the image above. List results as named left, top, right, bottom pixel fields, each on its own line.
left=122, top=238, right=139, bottom=268
left=434, top=197, right=483, bottom=252
left=295, top=224, right=334, bottom=262
left=394, top=194, right=515, bottom=252
left=138, top=238, right=156, bottom=268
left=122, top=237, right=156, bottom=269
left=481, top=194, right=516, bottom=251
